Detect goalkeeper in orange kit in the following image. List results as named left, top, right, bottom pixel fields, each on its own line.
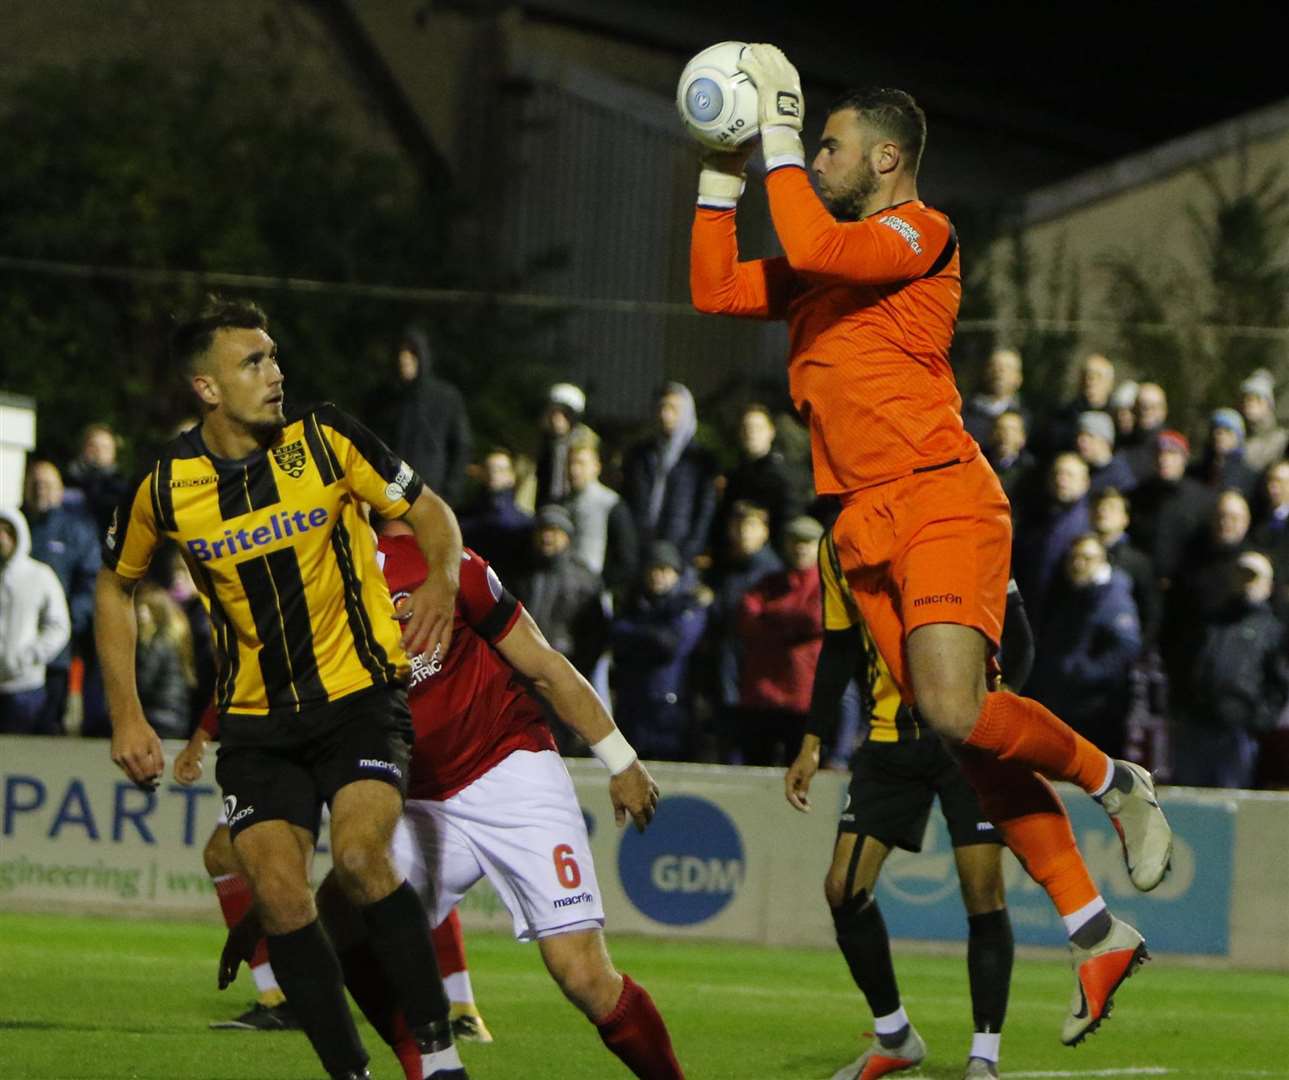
left=688, top=43, right=1173, bottom=1066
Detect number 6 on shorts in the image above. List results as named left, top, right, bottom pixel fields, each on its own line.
left=553, top=843, right=582, bottom=889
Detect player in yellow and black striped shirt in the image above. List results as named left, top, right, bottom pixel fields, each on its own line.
left=784, top=528, right=1033, bottom=1080
left=95, top=297, right=468, bottom=1080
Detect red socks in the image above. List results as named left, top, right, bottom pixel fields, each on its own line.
left=212, top=873, right=270, bottom=970
left=956, top=746, right=1100, bottom=916
left=595, top=974, right=685, bottom=1080
left=966, top=690, right=1110, bottom=795
left=431, top=908, right=467, bottom=979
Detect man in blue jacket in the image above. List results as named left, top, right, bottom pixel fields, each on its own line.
left=1029, top=534, right=1142, bottom=758
left=610, top=541, right=708, bottom=761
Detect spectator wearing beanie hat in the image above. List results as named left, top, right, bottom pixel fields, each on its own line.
left=1239, top=369, right=1289, bottom=472
left=1075, top=410, right=1137, bottom=496
left=1109, top=379, right=1140, bottom=444
left=511, top=503, right=607, bottom=687
left=535, top=382, right=597, bottom=507
left=610, top=540, right=709, bottom=761
left=1188, top=407, right=1258, bottom=499
left=1128, top=430, right=1216, bottom=585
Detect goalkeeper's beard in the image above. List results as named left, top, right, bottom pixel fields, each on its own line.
left=821, top=160, right=880, bottom=222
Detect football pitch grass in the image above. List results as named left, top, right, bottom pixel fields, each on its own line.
left=3, top=913, right=1287, bottom=1079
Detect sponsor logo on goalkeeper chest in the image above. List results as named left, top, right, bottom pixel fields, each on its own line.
left=185, top=507, right=330, bottom=562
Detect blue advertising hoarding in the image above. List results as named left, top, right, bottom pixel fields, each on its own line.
left=877, top=795, right=1235, bottom=954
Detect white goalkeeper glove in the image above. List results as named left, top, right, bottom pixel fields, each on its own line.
left=737, top=43, right=805, bottom=171
left=697, top=147, right=753, bottom=209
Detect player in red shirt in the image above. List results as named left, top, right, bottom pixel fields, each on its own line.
left=221, top=518, right=684, bottom=1080
left=690, top=45, right=1172, bottom=1056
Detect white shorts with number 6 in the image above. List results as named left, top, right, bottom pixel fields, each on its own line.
left=392, top=748, right=605, bottom=941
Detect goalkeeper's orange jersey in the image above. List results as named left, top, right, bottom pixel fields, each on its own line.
left=103, top=403, right=419, bottom=717
left=691, top=165, right=975, bottom=495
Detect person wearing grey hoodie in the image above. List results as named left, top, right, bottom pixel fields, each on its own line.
left=0, top=507, right=71, bottom=733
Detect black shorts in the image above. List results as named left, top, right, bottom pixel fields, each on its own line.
left=215, top=686, right=413, bottom=839
left=838, top=736, right=1001, bottom=852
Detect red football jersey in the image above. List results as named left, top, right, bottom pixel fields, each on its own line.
left=376, top=534, right=556, bottom=801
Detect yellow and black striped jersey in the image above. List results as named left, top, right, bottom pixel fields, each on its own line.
left=818, top=530, right=923, bottom=743
left=103, top=403, right=422, bottom=717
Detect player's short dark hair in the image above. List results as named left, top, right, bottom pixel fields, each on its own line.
left=828, top=88, right=927, bottom=174
left=170, top=295, right=269, bottom=375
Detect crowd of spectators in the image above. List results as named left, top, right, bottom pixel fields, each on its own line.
left=5, top=333, right=1288, bottom=792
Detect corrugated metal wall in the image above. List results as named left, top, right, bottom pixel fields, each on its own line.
left=488, top=51, right=791, bottom=422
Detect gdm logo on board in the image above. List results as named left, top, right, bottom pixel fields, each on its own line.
left=618, top=795, right=744, bottom=925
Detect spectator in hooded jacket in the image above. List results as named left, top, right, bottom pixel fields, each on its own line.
left=610, top=541, right=708, bottom=761
left=622, top=382, right=717, bottom=567
left=1239, top=368, right=1288, bottom=473
left=0, top=508, right=71, bottom=734
left=390, top=325, right=472, bottom=507
left=1170, top=551, right=1288, bottom=788
left=1029, top=534, right=1141, bottom=759
left=734, top=515, right=825, bottom=766
left=21, top=458, right=100, bottom=735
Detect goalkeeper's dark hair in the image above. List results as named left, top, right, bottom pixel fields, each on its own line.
left=170, top=295, right=269, bottom=375
left=828, top=88, right=927, bottom=174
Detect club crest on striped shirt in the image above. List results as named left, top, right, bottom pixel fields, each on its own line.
left=271, top=439, right=307, bottom=479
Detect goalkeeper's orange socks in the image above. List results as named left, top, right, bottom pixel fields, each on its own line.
left=965, top=690, right=1113, bottom=796
left=212, top=872, right=280, bottom=1005
left=954, top=748, right=1106, bottom=939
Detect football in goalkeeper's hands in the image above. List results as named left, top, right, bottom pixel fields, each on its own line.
left=676, top=41, right=760, bottom=151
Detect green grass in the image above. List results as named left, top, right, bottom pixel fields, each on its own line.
left=2, top=912, right=1287, bottom=1079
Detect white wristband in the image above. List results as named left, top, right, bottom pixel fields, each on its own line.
left=590, top=729, right=638, bottom=776
left=761, top=125, right=805, bottom=171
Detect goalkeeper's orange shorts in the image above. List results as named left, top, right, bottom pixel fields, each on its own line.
left=831, top=452, right=1012, bottom=703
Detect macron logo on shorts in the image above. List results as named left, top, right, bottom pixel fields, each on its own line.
left=553, top=891, right=594, bottom=910
left=913, top=593, right=963, bottom=608
left=358, top=758, right=403, bottom=778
